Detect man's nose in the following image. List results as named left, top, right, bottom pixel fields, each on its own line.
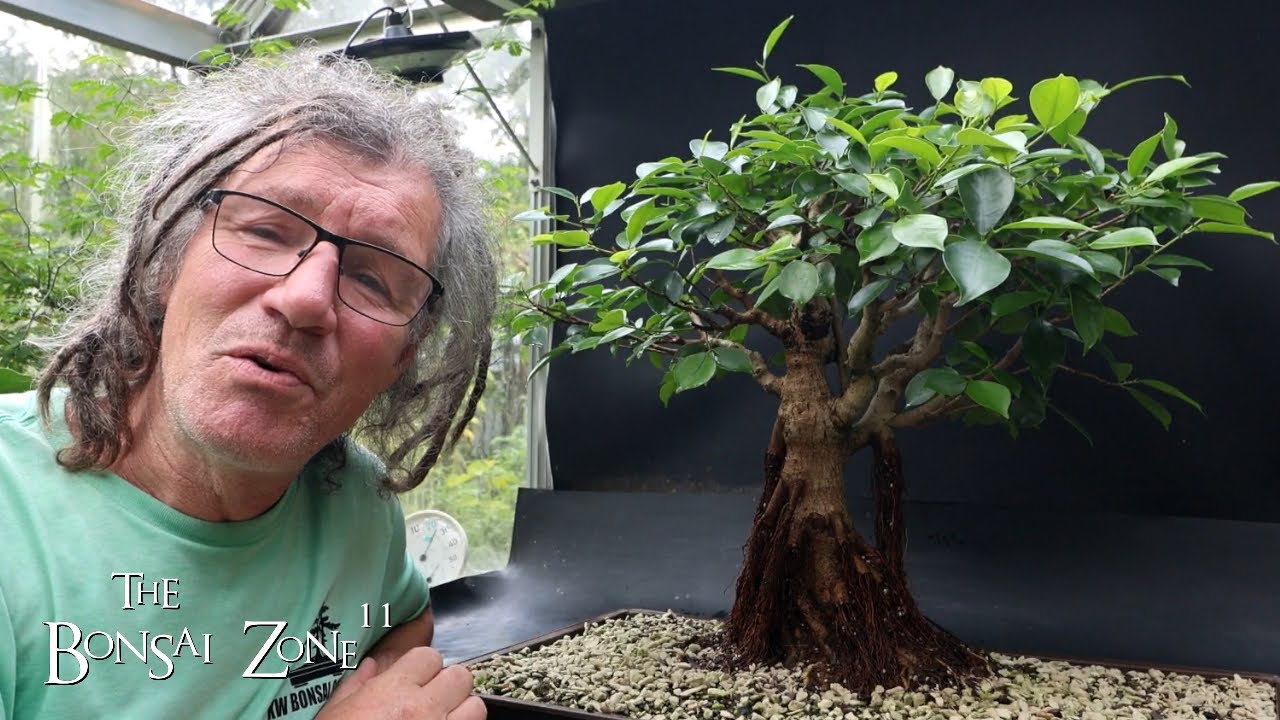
left=260, top=241, right=340, bottom=334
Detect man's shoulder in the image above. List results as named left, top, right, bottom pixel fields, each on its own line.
left=0, top=391, right=39, bottom=428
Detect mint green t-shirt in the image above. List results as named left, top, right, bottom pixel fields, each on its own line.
left=0, top=391, right=430, bottom=719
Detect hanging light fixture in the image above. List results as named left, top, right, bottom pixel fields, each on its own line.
left=340, top=5, right=479, bottom=84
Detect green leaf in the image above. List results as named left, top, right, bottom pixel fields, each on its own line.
left=777, top=260, right=820, bottom=305
left=575, top=264, right=619, bottom=284
left=856, top=224, right=899, bottom=265
left=1151, top=267, right=1181, bottom=286
left=833, top=173, right=871, bottom=196
left=514, top=209, right=554, bottom=222
left=1012, top=240, right=1096, bottom=277
left=874, top=71, right=899, bottom=92
left=1188, top=196, right=1246, bottom=225
left=673, top=352, right=717, bottom=391
left=925, top=368, right=969, bottom=396
left=1144, top=155, right=1217, bottom=186
left=625, top=199, right=663, bottom=242
left=905, top=367, right=968, bottom=408
left=958, top=166, right=1014, bottom=236
left=549, top=229, right=590, bottom=247
left=798, top=64, right=844, bottom=95
left=658, top=372, right=677, bottom=406
left=1024, top=320, right=1065, bottom=381
left=801, top=106, right=832, bottom=131
left=904, top=378, right=936, bottom=408
left=547, top=262, right=578, bottom=287
left=766, top=214, right=805, bottom=231
left=981, top=77, right=1014, bottom=103
left=1126, top=388, right=1171, bottom=430
left=1161, top=113, right=1180, bottom=160
left=966, top=380, right=1011, bottom=418
left=864, top=173, right=900, bottom=201
left=1090, top=227, right=1159, bottom=250
left=1195, top=222, right=1275, bottom=241
left=998, top=216, right=1092, bottom=233
left=705, top=216, right=735, bottom=245
left=762, top=15, right=793, bottom=62
left=1109, top=74, right=1189, bottom=92
left=590, top=308, right=626, bottom=332
left=944, top=240, right=1011, bottom=305
left=1145, top=253, right=1211, bottom=271
left=586, top=182, right=626, bottom=214
left=892, top=214, right=948, bottom=250
left=1029, top=74, right=1080, bottom=129
left=1138, top=379, right=1203, bottom=414
left=933, top=163, right=996, bottom=188
left=953, top=82, right=992, bottom=119
left=689, top=139, right=729, bottom=160
left=1069, top=136, right=1105, bottom=174
left=816, top=132, right=850, bottom=158
left=1049, top=404, right=1094, bottom=445
left=1081, top=250, right=1123, bottom=277
left=1127, top=133, right=1161, bottom=179
left=925, top=65, right=954, bottom=101
left=1048, top=109, right=1088, bottom=145
left=757, top=78, right=782, bottom=112
left=713, top=347, right=753, bottom=374
left=1227, top=181, right=1280, bottom=202
left=824, top=116, right=868, bottom=146
left=848, top=278, right=889, bottom=314
left=778, top=84, right=799, bottom=108
left=1069, top=287, right=1104, bottom=351
left=713, top=66, right=769, bottom=83
left=598, top=326, right=636, bottom=344
left=705, top=248, right=763, bottom=271
left=991, top=291, right=1043, bottom=317
left=955, top=128, right=1023, bottom=151
left=0, top=368, right=31, bottom=393
left=869, top=135, right=942, bottom=168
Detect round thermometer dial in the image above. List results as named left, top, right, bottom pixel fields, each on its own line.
left=404, top=509, right=468, bottom=587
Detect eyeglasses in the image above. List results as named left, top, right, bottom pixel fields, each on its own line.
left=202, top=189, right=444, bottom=326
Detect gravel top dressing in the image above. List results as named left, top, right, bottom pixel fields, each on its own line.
left=473, top=612, right=1276, bottom=720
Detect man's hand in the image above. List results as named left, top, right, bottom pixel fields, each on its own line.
left=317, top=647, right=485, bottom=720
left=367, top=608, right=434, bottom=668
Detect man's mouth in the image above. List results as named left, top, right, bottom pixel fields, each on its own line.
left=248, top=354, right=281, bottom=372
left=229, top=350, right=311, bottom=388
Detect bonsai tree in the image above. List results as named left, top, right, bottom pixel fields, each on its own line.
left=511, top=18, right=1276, bottom=693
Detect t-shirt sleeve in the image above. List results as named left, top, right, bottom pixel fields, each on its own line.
left=0, top=586, right=15, bottom=720
left=382, top=496, right=431, bottom=626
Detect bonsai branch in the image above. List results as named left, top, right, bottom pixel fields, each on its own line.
left=873, top=302, right=953, bottom=377
left=1101, top=221, right=1202, bottom=299
left=701, top=336, right=781, bottom=395
left=1055, top=363, right=1125, bottom=387
left=889, top=392, right=974, bottom=429
left=843, top=268, right=885, bottom=375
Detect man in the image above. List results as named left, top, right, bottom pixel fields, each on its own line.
left=0, top=49, right=495, bottom=719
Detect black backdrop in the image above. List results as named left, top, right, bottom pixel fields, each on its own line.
left=541, top=0, right=1280, bottom=522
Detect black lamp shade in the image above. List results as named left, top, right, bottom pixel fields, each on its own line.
left=341, top=30, right=480, bottom=84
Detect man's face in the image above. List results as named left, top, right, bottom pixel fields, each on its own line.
left=150, top=142, right=441, bottom=473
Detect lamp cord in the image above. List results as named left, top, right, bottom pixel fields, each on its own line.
left=343, top=6, right=394, bottom=53
left=417, top=0, right=541, bottom=174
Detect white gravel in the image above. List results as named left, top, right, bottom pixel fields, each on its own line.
left=472, top=612, right=1277, bottom=720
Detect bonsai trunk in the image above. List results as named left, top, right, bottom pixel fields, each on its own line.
left=724, top=353, right=986, bottom=693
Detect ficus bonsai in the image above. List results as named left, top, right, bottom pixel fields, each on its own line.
left=511, top=17, right=1277, bottom=692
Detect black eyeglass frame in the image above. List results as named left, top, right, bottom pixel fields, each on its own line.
left=201, top=188, right=445, bottom=327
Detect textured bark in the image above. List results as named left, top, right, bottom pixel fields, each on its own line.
left=724, top=346, right=987, bottom=693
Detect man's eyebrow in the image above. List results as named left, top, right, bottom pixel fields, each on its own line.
left=261, top=186, right=413, bottom=255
